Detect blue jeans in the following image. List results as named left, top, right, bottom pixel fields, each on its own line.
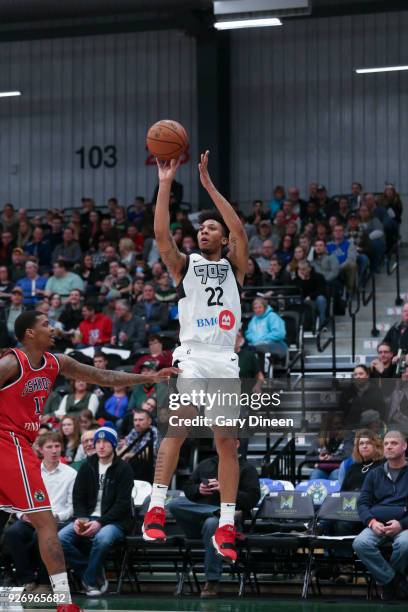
left=309, top=468, right=339, bottom=481
left=314, top=295, right=328, bottom=326
left=357, top=253, right=370, bottom=283
left=167, top=497, right=222, bottom=582
left=58, top=519, right=124, bottom=587
left=353, top=527, right=408, bottom=585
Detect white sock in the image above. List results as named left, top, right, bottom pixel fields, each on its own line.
left=50, top=572, right=72, bottom=604
left=219, top=502, right=236, bottom=528
left=148, top=483, right=168, bottom=510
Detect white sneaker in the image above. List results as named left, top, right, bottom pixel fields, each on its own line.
left=98, top=568, right=109, bottom=595
left=85, top=585, right=103, bottom=597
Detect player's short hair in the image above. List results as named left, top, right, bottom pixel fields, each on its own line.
left=93, top=351, right=107, bottom=361
left=14, top=310, right=43, bottom=342
left=198, top=210, right=229, bottom=238
left=37, top=431, right=63, bottom=448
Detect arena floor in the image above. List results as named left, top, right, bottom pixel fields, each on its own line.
left=59, top=597, right=408, bottom=611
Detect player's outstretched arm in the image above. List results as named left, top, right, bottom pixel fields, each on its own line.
left=58, top=354, right=179, bottom=387
left=198, top=150, right=248, bottom=283
left=154, top=158, right=186, bottom=285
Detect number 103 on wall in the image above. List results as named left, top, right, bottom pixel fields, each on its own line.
left=75, top=145, right=117, bottom=169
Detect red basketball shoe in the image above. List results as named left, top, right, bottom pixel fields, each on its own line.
left=142, top=506, right=166, bottom=541
left=56, top=605, right=84, bottom=612
left=212, top=524, right=237, bottom=563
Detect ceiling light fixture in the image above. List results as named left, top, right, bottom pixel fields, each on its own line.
left=355, top=65, right=408, bottom=74
left=214, top=17, right=282, bottom=30
left=0, top=91, right=22, bottom=98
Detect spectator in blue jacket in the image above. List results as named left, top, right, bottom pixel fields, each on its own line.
left=16, top=260, right=47, bottom=307
left=24, top=227, right=53, bottom=272
left=245, top=297, right=287, bottom=361
left=353, top=431, right=408, bottom=601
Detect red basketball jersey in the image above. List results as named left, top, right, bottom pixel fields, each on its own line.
left=0, top=348, right=60, bottom=443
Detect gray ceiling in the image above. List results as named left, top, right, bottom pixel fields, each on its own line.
left=0, top=0, right=403, bottom=39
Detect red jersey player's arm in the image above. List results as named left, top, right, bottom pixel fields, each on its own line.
left=198, top=151, right=248, bottom=285
left=0, top=353, right=20, bottom=388
left=154, top=158, right=186, bottom=286
left=57, top=353, right=179, bottom=387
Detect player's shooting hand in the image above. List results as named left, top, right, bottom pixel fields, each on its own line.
left=198, top=150, right=213, bottom=191
left=81, top=520, right=102, bottom=538
left=156, top=158, right=181, bottom=183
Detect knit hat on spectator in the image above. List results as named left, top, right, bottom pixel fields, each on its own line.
left=93, top=425, right=118, bottom=449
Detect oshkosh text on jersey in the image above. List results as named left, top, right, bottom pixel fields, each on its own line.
left=22, top=377, right=52, bottom=395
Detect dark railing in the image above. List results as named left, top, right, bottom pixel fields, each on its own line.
left=264, top=437, right=296, bottom=484
left=315, top=290, right=337, bottom=375
left=386, top=240, right=404, bottom=306
left=361, top=271, right=379, bottom=337
left=260, top=434, right=285, bottom=475
left=348, top=291, right=361, bottom=363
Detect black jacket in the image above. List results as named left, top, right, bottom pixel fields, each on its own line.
left=341, top=459, right=384, bottom=492
left=292, top=269, right=327, bottom=300
left=72, top=453, right=134, bottom=532
left=183, top=455, right=260, bottom=514
left=358, top=461, right=408, bottom=528
left=383, top=324, right=408, bottom=354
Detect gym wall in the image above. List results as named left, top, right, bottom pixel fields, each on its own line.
left=0, top=30, right=198, bottom=210
left=230, top=11, right=408, bottom=215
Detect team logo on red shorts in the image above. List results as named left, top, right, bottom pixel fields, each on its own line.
left=219, top=310, right=235, bottom=331
left=34, top=490, right=46, bottom=502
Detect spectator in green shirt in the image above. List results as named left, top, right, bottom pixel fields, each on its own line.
left=45, top=261, right=85, bottom=301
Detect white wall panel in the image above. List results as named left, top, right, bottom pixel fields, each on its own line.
left=0, top=30, right=197, bottom=210
left=230, top=11, right=408, bottom=203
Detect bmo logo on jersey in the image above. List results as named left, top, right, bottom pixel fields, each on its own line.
left=194, top=263, right=229, bottom=285
left=196, top=310, right=236, bottom=331
left=219, top=310, right=236, bottom=330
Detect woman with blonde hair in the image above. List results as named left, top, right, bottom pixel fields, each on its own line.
left=287, top=245, right=306, bottom=278
left=340, top=429, right=384, bottom=491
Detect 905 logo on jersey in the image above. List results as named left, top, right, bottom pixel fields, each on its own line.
left=194, top=263, right=229, bottom=285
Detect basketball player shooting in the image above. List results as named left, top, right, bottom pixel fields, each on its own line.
left=0, top=311, right=178, bottom=612
left=142, top=151, right=248, bottom=563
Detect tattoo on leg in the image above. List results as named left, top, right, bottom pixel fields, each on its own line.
left=39, top=534, right=65, bottom=574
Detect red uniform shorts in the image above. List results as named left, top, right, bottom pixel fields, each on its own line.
left=0, top=430, right=51, bottom=514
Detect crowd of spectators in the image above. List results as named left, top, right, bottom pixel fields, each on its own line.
left=0, top=180, right=405, bottom=599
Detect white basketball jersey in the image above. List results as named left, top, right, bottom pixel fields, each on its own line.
left=177, top=254, right=241, bottom=348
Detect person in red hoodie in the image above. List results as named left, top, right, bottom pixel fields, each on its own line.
left=132, top=334, right=173, bottom=373
left=75, top=302, right=112, bottom=347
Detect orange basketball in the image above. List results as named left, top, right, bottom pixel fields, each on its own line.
left=146, top=119, right=188, bottom=161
